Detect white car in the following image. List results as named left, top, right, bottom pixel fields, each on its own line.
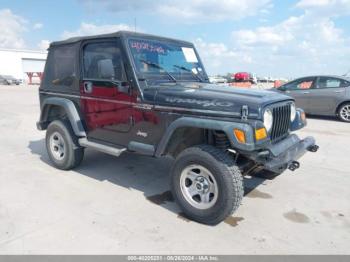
left=209, top=76, right=228, bottom=84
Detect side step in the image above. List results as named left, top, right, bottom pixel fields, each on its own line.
left=78, top=138, right=126, bottom=157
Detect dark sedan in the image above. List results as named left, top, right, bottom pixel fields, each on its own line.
left=274, top=75, right=350, bottom=122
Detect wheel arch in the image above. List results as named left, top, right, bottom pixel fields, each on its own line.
left=154, top=117, right=254, bottom=157
left=37, top=97, right=86, bottom=137
left=336, top=100, right=350, bottom=115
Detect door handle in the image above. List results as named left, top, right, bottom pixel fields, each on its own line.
left=83, top=81, right=93, bottom=93
left=303, top=91, right=310, bottom=94
left=334, top=90, right=344, bottom=93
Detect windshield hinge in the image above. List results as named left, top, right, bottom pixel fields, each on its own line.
left=241, top=105, right=249, bottom=121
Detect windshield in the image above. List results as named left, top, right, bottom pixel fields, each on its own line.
left=128, top=38, right=207, bottom=83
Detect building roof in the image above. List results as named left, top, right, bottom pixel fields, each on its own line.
left=50, top=31, right=193, bottom=47
left=0, top=48, right=47, bottom=54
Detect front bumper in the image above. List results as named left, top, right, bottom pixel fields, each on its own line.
left=254, top=135, right=318, bottom=173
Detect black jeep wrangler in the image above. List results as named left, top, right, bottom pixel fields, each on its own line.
left=37, top=31, right=318, bottom=225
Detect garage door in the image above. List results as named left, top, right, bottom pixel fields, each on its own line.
left=21, top=58, right=46, bottom=73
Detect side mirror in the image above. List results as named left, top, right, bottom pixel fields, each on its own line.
left=278, top=85, right=286, bottom=91
left=118, top=82, right=130, bottom=94
left=97, top=59, right=115, bottom=79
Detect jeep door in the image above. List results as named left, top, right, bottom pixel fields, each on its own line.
left=307, top=76, right=349, bottom=115
left=279, top=77, right=317, bottom=113
left=80, top=39, right=133, bottom=146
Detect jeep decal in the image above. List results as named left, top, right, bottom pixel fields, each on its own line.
left=165, top=97, right=234, bottom=107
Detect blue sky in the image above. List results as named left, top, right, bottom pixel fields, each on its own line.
left=1, top=0, right=350, bottom=78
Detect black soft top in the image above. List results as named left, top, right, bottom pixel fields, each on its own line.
left=50, top=31, right=193, bottom=47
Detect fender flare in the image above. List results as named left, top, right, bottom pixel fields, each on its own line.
left=154, top=117, right=254, bottom=157
left=37, top=97, right=86, bottom=137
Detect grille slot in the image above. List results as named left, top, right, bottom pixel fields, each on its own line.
left=270, top=103, right=291, bottom=143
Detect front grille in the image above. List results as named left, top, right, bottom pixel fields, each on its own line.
left=270, top=103, right=291, bottom=143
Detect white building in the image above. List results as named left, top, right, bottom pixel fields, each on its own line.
left=0, top=48, right=47, bottom=84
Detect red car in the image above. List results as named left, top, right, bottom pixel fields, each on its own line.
left=234, top=72, right=254, bottom=83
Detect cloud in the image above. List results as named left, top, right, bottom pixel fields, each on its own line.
left=194, top=38, right=254, bottom=75
left=192, top=0, right=350, bottom=76
left=228, top=11, right=350, bottom=77
left=0, top=9, right=27, bottom=49
left=296, top=0, right=350, bottom=16
left=38, top=40, right=50, bottom=50
left=79, top=0, right=272, bottom=22
left=33, top=23, right=43, bottom=30
left=61, top=22, right=134, bottom=38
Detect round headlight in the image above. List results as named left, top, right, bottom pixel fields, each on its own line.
left=291, top=102, right=296, bottom=122
left=263, top=108, right=273, bottom=132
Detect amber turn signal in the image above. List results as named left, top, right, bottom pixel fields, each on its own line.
left=301, top=111, right=307, bottom=122
left=234, top=129, right=246, bottom=144
left=255, top=128, right=267, bottom=141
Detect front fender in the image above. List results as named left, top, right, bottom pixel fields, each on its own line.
left=154, top=117, right=255, bottom=157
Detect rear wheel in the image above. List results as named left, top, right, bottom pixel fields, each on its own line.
left=46, top=120, right=84, bottom=170
left=171, top=145, right=244, bottom=225
left=338, top=103, right=350, bottom=122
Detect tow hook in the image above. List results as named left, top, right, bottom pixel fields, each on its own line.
left=288, top=161, right=300, bottom=171
left=307, top=145, right=319, bottom=153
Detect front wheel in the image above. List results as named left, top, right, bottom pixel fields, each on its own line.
left=338, top=103, right=350, bottom=122
left=171, top=145, right=244, bottom=225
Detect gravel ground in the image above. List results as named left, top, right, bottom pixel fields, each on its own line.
left=0, top=85, right=349, bottom=254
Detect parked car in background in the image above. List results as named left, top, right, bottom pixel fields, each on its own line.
left=274, top=75, right=350, bottom=122
left=234, top=72, right=256, bottom=84
left=209, top=76, right=227, bottom=84
left=234, top=72, right=250, bottom=82
left=0, top=75, right=21, bottom=85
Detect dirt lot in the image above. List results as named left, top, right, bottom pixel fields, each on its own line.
left=0, top=85, right=349, bottom=254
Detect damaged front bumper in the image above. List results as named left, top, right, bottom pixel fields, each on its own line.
left=252, top=134, right=319, bottom=173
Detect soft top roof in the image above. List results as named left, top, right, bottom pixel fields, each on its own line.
left=50, top=31, right=193, bottom=47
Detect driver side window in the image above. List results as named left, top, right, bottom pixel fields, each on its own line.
left=283, top=77, right=315, bottom=91
left=83, top=42, right=126, bottom=82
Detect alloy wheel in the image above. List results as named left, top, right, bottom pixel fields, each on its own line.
left=340, top=105, right=350, bottom=122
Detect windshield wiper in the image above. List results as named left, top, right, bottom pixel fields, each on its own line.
left=173, top=65, right=204, bottom=82
left=139, top=60, right=177, bottom=83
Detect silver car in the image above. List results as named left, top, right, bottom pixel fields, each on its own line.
left=275, top=75, right=350, bottom=122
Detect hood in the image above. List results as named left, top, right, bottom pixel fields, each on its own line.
left=143, top=82, right=293, bottom=119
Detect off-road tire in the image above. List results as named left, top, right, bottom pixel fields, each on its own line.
left=46, top=120, right=84, bottom=170
left=171, top=144, right=244, bottom=225
left=338, top=103, right=350, bottom=122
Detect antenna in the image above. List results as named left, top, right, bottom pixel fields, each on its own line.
left=134, top=18, right=137, bottom=32
left=343, top=69, right=350, bottom=77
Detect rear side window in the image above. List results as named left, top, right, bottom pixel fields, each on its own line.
left=318, top=77, right=350, bottom=88
left=44, top=44, right=77, bottom=88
